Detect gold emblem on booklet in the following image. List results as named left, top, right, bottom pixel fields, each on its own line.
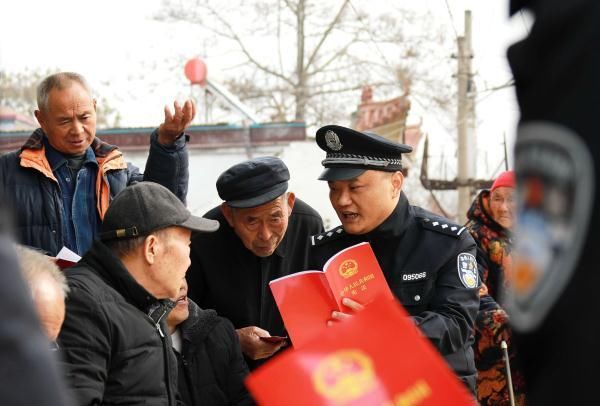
left=312, top=349, right=375, bottom=402
left=338, top=259, right=358, bottom=278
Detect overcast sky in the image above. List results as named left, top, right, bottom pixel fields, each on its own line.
left=0, top=0, right=530, bottom=174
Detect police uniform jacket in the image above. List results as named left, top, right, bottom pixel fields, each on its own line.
left=187, top=198, right=324, bottom=369
left=308, top=192, right=479, bottom=392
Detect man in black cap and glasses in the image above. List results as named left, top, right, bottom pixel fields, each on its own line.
left=58, top=182, right=219, bottom=405
left=187, top=156, right=323, bottom=369
left=308, top=125, right=480, bottom=394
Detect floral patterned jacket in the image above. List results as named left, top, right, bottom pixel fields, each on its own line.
left=465, top=189, right=526, bottom=406
left=465, top=189, right=512, bottom=302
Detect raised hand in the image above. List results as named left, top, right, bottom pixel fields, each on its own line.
left=157, top=99, right=196, bottom=146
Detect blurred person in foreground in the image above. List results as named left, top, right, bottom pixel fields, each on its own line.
left=0, top=71, right=195, bottom=256
left=0, top=203, right=72, bottom=405
left=167, top=279, right=253, bottom=405
left=15, top=245, right=70, bottom=344
left=58, top=182, right=219, bottom=405
left=465, top=170, right=526, bottom=405
left=505, top=0, right=600, bottom=404
left=187, top=156, right=323, bottom=369
left=308, top=125, right=480, bottom=394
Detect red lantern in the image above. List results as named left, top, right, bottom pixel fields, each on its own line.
left=184, top=58, right=208, bottom=85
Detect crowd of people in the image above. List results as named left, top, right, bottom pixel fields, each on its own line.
left=0, top=70, right=517, bottom=405
left=2, top=4, right=597, bottom=396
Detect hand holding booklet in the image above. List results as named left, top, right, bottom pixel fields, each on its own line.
left=269, top=242, right=394, bottom=348
left=259, top=336, right=288, bottom=344
left=246, top=298, right=474, bottom=406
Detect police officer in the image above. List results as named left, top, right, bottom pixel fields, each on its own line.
left=504, top=1, right=600, bottom=404
left=308, top=125, right=479, bottom=393
left=187, top=157, right=324, bottom=370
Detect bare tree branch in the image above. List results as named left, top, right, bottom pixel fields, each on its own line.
left=307, top=36, right=358, bottom=76
left=282, top=0, right=297, bottom=14
left=201, top=2, right=295, bottom=85
left=304, top=0, right=351, bottom=73
left=157, top=0, right=455, bottom=125
left=308, top=81, right=396, bottom=97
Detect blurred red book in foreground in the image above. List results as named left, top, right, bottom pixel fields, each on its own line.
left=270, top=242, right=393, bottom=348
left=246, top=298, right=474, bottom=406
left=55, top=246, right=81, bottom=269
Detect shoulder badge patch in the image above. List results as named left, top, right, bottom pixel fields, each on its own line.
left=420, top=217, right=465, bottom=238
left=457, top=252, right=478, bottom=289
left=311, top=226, right=345, bottom=246
left=503, top=122, right=595, bottom=332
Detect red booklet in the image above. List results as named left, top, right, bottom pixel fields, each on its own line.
left=259, top=336, right=288, bottom=344
left=55, top=246, right=81, bottom=270
left=246, top=298, right=474, bottom=406
left=269, top=242, right=394, bottom=348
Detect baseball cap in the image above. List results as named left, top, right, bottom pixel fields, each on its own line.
left=99, top=182, right=219, bottom=241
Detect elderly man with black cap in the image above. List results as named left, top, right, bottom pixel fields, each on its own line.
left=308, top=125, right=480, bottom=394
left=58, top=182, right=219, bottom=405
left=187, top=156, right=323, bottom=369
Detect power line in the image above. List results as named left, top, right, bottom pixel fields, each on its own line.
left=347, top=0, right=396, bottom=83
left=475, top=79, right=515, bottom=104
left=443, top=0, right=459, bottom=41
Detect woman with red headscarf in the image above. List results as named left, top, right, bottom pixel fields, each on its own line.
left=466, top=170, right=526, bottom=405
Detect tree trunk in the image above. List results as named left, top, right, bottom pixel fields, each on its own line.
left=294, top=0, right=307, bottom=122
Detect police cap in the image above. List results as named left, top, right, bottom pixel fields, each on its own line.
left=315, top=125, right=412, bottom=181
left=217, top=156, right=290, bottom=208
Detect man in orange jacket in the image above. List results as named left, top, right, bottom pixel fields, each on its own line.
left=0, top=71, right=195, bottom=256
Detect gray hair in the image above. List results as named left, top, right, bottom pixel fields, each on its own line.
left=15, top=245, right=70, bottom=299
left=36, top=72, right=92, bottom=111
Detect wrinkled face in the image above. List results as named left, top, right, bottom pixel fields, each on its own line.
left=489, top=186, right=516, bottom=229
left=328, top=170, right=402, bottom=235
left=35, top=81, right=97, bottom=155
left=167, top=279, right=189, bottom=327
left=222, top=193, right=295, bottom=257
left=31, top=276, right=66, bottom=342
left=150, top=227, right=192, bottom=299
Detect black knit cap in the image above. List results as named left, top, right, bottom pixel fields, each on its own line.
left=217, top=156, right=290, bottom=208
left=99, top=182, right=219, bottom=241
left=315, top=125, right=412, bottom=181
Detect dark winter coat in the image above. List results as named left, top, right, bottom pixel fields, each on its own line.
left=174, top=300, right=253, bottom=406
left=0, top=232, right=73, bottom=406
left=0, top=128, right=189, bottom=256
left=506, top=1, right=600, bottom=403
left=188, top=199, right=323, bottom=370
left=58, top=240, right=179, bottom=405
